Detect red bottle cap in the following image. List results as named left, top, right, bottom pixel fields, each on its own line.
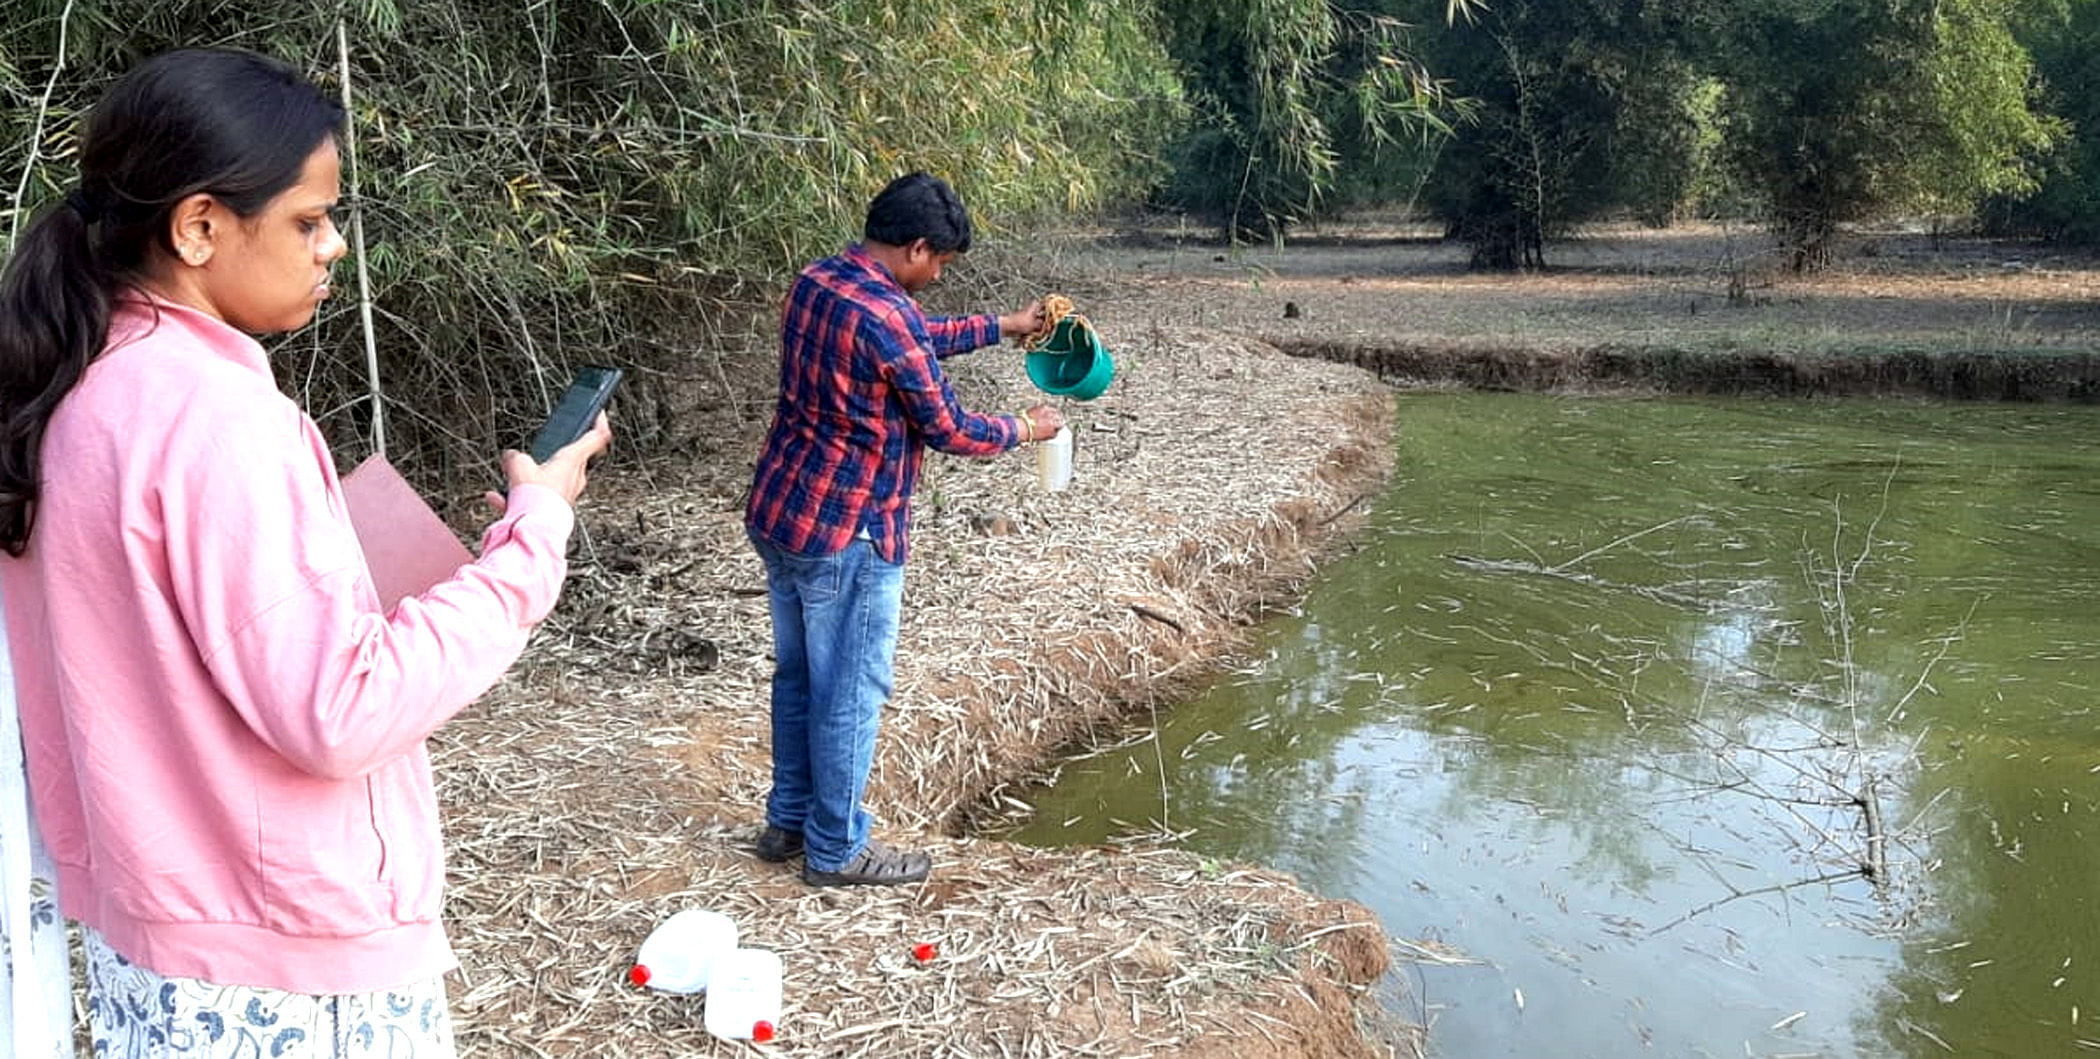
left=628, top=964, right=651, bottom=987
left=911, top=942, right=937, bottom=963
left=752, top=1020, right=776, bottom=1043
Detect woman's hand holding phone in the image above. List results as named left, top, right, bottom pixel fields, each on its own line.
left=485, top=412, right=612, bottom=513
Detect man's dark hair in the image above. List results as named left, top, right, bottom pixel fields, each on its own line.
left=864, top=172, right=972, bottom=253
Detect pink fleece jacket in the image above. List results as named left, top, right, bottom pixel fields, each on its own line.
left=0, top=296, right=574, bottom=995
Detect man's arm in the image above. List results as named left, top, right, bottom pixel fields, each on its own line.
left=922, top=312, right=1000, bottom=359
left=875, top=315, right=1021, bottom=456
left=924, top=300, right=1044, bottom=359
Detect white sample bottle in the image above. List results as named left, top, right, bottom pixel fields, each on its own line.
left=1036, top=425, right=1074, bottom=492
left=704, top=947, right=784, bottom=1043
left=628, top=909, right=738, bottom=995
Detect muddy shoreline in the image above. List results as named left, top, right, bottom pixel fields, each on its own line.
left=1274, top=337, right=2100, bottom=402
left=1045, top=220, right=2099, bottom=408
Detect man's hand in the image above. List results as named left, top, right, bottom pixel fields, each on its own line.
left=1000, top=300, right=1046, bottom=342
left=1019, top=403, right=1065, bottom=442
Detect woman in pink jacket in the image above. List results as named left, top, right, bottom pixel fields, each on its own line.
left=0, top=48, right=610, bottom=1057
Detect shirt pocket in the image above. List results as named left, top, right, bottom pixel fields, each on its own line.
left=257, top=781, right=392, bottom=934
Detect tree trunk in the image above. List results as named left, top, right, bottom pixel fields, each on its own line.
left=1462, top=209, right=1547, bottom=271
left=1781, top=209, right=1833, bottom=273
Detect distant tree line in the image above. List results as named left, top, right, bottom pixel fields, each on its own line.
left=1985, top=0, right=2100, bottom=242
left=1164, top=0, right=2094, bottom=269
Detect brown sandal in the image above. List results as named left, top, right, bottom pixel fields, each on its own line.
left=802, top=838, right=931, bottom=887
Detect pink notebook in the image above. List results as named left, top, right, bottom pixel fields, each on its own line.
left=340, top=454, right=473, bottom=611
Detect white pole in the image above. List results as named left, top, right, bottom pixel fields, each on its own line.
left=2, top=580, right=71, bottom=1059
left=338, top=21, right=386, bottom=459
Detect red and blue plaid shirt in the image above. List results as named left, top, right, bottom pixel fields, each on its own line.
left=745, top=245, right=1021, bottom=563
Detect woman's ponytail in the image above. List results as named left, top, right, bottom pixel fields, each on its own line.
left=0, top=196, right=114, bottom=556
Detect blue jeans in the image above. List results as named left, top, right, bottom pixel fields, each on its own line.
left=747, top=531, right=905, bottom=872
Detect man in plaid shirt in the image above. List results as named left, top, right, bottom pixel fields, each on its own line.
left=745, top=172, right=1062, bottom=886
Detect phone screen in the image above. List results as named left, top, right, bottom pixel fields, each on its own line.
left=527, top=365, right=622, bottom=464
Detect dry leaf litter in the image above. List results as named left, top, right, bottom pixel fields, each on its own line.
left=432, top=322, right=1416, bottom=1058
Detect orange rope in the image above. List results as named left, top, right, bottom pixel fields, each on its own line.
left=1021, top=293, right=1092, bottom=351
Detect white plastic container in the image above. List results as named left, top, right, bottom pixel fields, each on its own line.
left=704, top=947, right=784, bottom=1043
left=628, top=909, right=738, bottom=995
left=1036, top=425, right=1074, bottom=492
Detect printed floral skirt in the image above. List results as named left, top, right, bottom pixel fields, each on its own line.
left=83, top=930, right=456, bottom=1059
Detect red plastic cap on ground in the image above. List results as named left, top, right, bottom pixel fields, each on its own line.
left=628, top=964, right=651, bottom=987
left=752, top=1020, right=776, bottom=1043
left=912, top=943, right=937, bottom=963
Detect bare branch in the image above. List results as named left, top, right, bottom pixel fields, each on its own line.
left=7, top=0, right=75, bottom=249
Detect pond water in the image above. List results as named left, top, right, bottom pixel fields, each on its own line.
left=1006, top=393, right=2100, bottom=1058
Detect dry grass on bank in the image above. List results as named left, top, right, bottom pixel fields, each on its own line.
left=1030, top=220, right=2100, bottom=362
left=427, top=319, right=1407, bottom=1057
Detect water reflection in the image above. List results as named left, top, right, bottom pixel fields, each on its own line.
left=1008, top=394, right=2100, bottom=1057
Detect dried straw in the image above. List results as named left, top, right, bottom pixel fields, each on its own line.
left=433, top=319, right=1410, bottom=1057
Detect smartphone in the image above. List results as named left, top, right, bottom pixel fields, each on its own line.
left=527, top=365, right=622, bottom=464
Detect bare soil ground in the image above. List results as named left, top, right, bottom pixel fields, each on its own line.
left=1001, top=219, right=2100, bottom=403
left=1028, top=218, right=2099, bottom=355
